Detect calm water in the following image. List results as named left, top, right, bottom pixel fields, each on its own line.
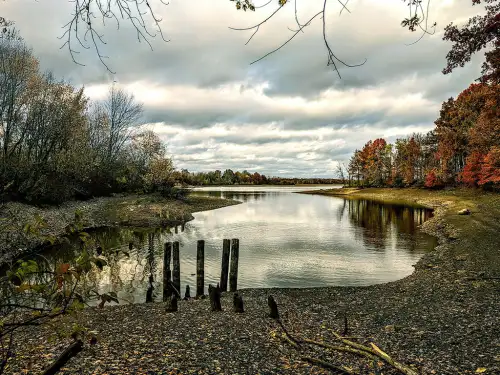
left=39, top=186, right=436, bottom=304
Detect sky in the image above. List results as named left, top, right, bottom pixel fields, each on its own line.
left=3, top=0, right=485, bottom=177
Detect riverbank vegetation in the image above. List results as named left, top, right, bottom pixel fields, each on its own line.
left=0, top=30, right=180, bottom=206
left=346, top=81, right=499, bottom=190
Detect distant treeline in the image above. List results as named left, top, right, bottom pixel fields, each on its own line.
left=346, top=82, right=499, bottom=190
left=173, top=169, right=342, bottom=186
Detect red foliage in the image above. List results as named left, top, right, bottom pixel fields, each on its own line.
left=460, top=152, right=485, bottom=187
left=424, top=169, right=443, bottom=189
left=479, top=147, right=500, bottom=186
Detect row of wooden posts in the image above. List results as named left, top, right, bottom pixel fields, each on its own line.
left=162, top=238, right=240, bottom=301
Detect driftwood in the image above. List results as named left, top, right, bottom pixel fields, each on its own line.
left=42, top=339, right=83, bottom=375
left=271, top=303, right=420, bottom=375
left=302, top=339, right=378, bottom=362
left=301, top=356, right=355, bottom=375
left=233, top=293, right=244, bottom=313
left=330, top=332, right=419, bottom=375
left=208, top=284, right=222, bottom=311
left=165, top=295, right=178, bottom=312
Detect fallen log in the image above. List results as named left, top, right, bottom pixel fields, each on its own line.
left=42, top=339, right=83, bottom=375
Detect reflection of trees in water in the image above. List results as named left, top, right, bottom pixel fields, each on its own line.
left=347, top=199, right=434, bottom=252
left=35, top=226, right=173, bottom=304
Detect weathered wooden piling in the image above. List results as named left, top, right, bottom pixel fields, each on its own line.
left=220, top=239, right=231, bottom=292
left=163, top=242, right=172, bottom=302
left=172, top=241, right=181, bottom=297
left=175, top=225, right=178, bottom=234
left=229, top=238, right=240, bottom=292
left=196, top=240, right=205, bottom=297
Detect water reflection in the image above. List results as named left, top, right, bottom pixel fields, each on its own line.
left=36, top=187, right=436, bottom=305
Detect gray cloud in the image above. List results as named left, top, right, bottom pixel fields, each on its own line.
left=2, top=0, right=484, bottom=177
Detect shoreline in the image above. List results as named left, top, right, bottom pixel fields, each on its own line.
left=0, top=194, right=241, bottom=265
left=5, top=188, right=500, bottom=374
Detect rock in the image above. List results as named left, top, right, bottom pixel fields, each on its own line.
left=385, top=324, right=396, bottom=333
left=458, top=208, right=471, bottom=215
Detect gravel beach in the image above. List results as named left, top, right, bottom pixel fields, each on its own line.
left=4, top=188, right=500, bottom=375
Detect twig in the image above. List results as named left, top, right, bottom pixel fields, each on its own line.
left=332, top=332, right=419, bottom=375
left=301, top=356, right=356, bottom=374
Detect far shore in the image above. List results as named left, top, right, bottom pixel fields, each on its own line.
left=7, top=187, right=500, bottom=374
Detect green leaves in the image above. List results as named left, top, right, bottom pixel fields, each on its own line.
left=232, top=0, right=256, bottom=11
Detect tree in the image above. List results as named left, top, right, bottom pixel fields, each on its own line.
left=335, top=162, right=347, bottom=186
left=101, top=85, right=143, bottom=162
left=442, top=0, right=499, bottom=83
left=478, top=146, right=500, bottom=188
left=460, top=152, right=485, bottom=187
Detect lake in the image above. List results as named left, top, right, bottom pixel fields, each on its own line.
left=40, top=186, right=437, bottom=304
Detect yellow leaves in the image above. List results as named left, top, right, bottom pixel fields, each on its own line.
left=16, top=283, right=31, bottom=292
left=475, top=368, right=487, bottom=373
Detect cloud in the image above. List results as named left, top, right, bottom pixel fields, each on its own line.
left=2, top=0, right=485, bottom=176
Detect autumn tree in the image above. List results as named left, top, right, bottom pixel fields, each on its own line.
left=479, top=146, right=500, bottom=188
left=443, top=0, right=499, bottom=84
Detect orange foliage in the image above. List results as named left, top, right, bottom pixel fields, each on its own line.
left=478, top=147, right=500, bottom=187
left=460, top=152, right=485, bottom=187
left=424, top=169, right=443, bottom=189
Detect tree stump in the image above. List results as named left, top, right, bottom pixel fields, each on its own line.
left=146, top=285, right=154, bottom=303
left=229, top=238, right=240, bottom=292
left=163, top=242, right=172, bottom=302
left=165, top=295, right=178, bottom=312
left=233, top=293, right=244, bottom=313
left=146, top=274, right=154, bottom=303
left=268, top=295, right=279, bottom=319
left=220, top=239, right=231, bottom=292
left=184, top=285, right=191, bottom=300
left=172, top=241, right=181, bottom=297
left=209, top=284, right=222, bottom=311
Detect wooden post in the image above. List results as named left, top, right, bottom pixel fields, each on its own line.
left=163, top=242, right=172, bottom=302
left=172, top=241, right=181, bottom=297
left=175, top=225, right=178, bottom=234
left=220, top=239, right=231, bottom=292
left=196, top=240, right=205, bottom=297
left=229, top=238, right=239, bottom=292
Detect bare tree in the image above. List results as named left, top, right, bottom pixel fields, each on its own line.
left=334, top=161, right=347, bottom=186
left=59, top=0, right=170, bottom=73
left=101, top=84, right=143, bottom=162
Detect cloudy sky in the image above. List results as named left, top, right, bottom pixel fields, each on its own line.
left=3, top=0, right=484, bottom=177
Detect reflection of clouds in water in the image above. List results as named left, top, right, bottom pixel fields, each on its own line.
left=38, top=187, right=436, bottom=304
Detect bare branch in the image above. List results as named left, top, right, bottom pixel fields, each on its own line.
left=58, top=0, right=170, bottom=73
